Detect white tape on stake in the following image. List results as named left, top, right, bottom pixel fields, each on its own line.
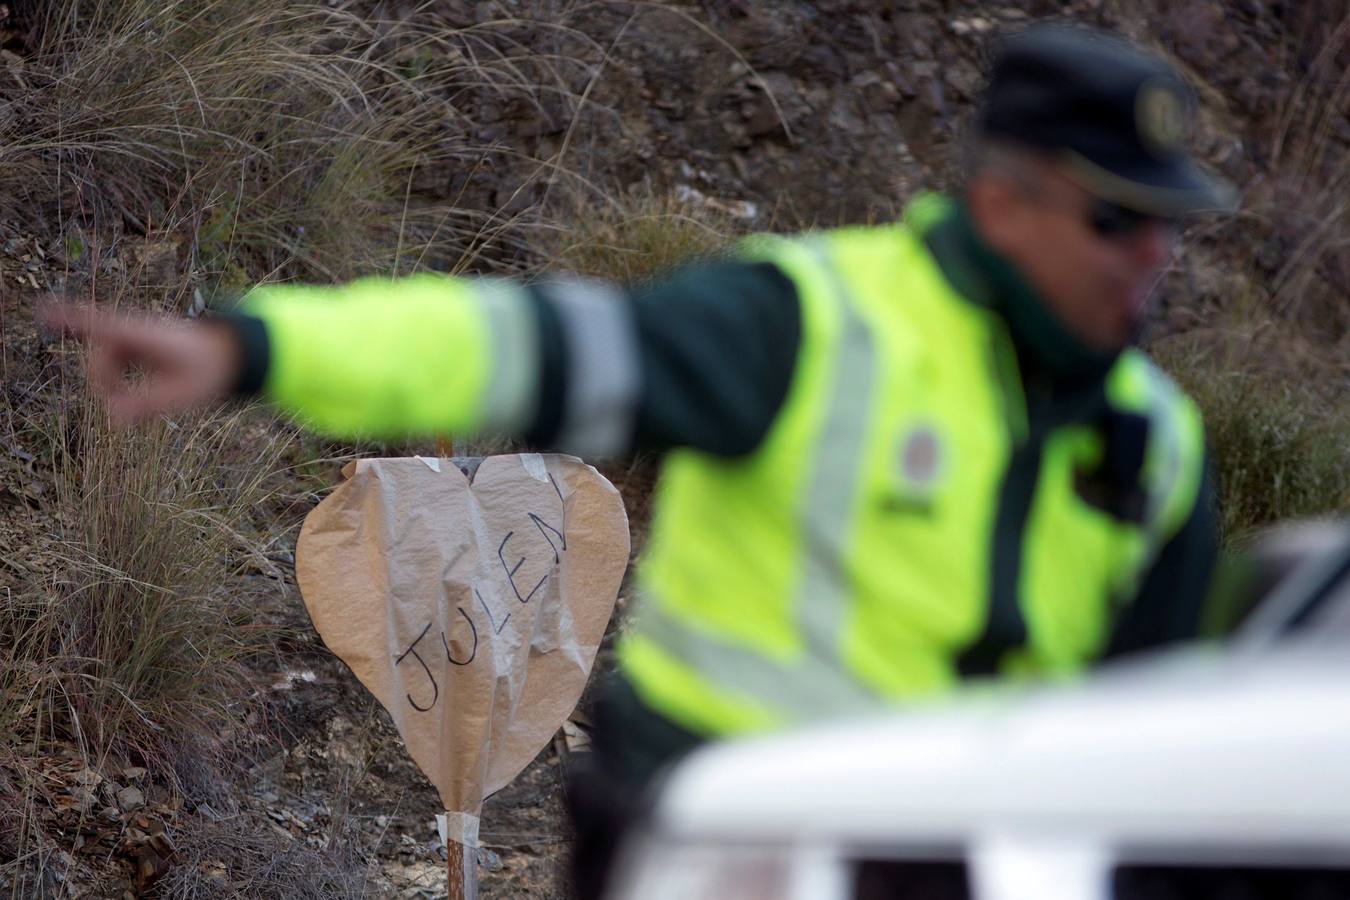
left=436, top=811, right=481, bottom=849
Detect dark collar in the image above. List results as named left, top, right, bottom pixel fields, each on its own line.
left=920, top=197, right=1119, bottom=388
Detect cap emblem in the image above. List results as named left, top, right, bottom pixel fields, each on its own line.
left=1136, top=80, right=1187, bottom=158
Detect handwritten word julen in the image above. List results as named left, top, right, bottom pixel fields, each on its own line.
left=393, top=474, right=567, bottom=713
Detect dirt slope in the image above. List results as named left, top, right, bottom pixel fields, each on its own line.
left=1, top=1, right=1344, bottom=897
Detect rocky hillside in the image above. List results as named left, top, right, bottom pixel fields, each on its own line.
left=0, top=1, right=1345, bottom=897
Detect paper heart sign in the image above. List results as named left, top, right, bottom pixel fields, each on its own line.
left=295, top=454, right=628, bottom=849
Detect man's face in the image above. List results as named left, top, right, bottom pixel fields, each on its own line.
left=971, top=161, right=1178, bottom=352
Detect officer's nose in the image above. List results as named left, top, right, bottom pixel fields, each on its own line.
left=1127, top=220, right=1178, bottom=271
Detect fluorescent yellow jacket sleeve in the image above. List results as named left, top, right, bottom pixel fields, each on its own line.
left=241, top=273, right=537, bottom=440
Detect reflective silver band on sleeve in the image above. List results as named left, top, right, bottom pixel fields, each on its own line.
left=544, top=278, right=642, bottom=459
left=476, top=278, right=541, bottom=435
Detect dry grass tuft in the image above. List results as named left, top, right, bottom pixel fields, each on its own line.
left=47, top=398, right=280, bottom=755
left=1, top=0, right=591, bottom=291
left=541, top=188, right=739, bottom=285
left=1155, top=317, right=1350, bottom=544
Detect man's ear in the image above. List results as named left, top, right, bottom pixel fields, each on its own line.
left=966, top=175, right=1024, bottom=256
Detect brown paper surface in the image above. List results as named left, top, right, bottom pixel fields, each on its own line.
left=295, top=454, right=629, bottom=817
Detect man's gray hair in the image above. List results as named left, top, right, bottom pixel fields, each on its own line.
left=961, top=135, right=1050, bottom=196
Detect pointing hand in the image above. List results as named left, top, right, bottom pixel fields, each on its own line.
left=40, top=304, right=245, bottom=425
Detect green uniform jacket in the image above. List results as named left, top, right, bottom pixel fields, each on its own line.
left=227, top=194, right=1217, bottom=737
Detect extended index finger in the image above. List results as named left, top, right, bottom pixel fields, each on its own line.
left=36, top=302, right=127, bottom=393
left=37, top=300, right=108, bottom=341
left=37, top=301, right=170, bottom=351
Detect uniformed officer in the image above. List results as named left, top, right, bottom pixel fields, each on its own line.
left=48, top=23, right=1235, bottom=898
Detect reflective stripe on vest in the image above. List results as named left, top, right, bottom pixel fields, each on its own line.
left=633, top=238, right=883, bottom=718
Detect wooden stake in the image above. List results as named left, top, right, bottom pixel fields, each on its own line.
left=447, top=839, right=478, bottom=900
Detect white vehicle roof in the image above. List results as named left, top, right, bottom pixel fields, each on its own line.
left=653, top=646, right=1350, bottom=856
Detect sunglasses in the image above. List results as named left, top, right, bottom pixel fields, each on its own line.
left=1086, top=198, right=1176, bottom=239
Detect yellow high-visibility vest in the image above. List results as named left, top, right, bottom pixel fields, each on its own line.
left=619, top=197, right=1206, bottom=737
